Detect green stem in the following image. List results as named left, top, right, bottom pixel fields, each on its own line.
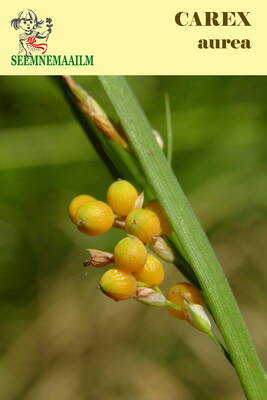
left=207, top=330, right=233, bottom=366
left=165, top=299, right=183, bottom=312
left=99, top=76, right=267, bottom=400
left=164, top=92, right=173, bottom=164
left=167, top=301, right=232, bottom=365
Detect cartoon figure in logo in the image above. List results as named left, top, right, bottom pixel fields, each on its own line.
left=11, top=9, right=53, bottom=55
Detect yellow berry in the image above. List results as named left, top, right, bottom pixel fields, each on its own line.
left=114, top=236, right=147, bottom=272
left=134, top=254, right=165, bottom=286
left=145, top=200, right=172, bottom=235
left=68, top=194, right=96, bottom=224
left=100, top=268, right=137, bottom=301
left=167, top=283, right=203, bottom=320
left=125, top=209, right=161, bottom=243
left=107, top=180, right=138, bottom=216
left=76, top=201, right=114, bottom=236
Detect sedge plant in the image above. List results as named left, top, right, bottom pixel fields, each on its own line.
left=57, top=75, right=267, bottom=400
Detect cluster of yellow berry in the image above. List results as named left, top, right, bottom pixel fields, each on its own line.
left=68, top=180, right=210, bottom=331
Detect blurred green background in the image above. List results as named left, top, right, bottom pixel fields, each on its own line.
left=0, top=76, right=266, bottom=400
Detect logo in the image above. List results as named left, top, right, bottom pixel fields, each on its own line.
left=11, top=9, right=53, bottom=55
left=10, top=9, right=94, bottom=66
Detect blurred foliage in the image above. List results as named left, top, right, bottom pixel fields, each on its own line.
left=0, top=76, right=266, bottom=400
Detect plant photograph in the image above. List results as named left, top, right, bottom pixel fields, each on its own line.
left=0, top=75, right=266, bottom=400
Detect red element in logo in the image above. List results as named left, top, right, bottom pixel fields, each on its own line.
left=27, top=36, right=48, bottom=54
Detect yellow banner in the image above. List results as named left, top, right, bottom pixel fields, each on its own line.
left=1, top=0, right=266, bottom=74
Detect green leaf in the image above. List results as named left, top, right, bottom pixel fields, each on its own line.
left=99, top=76, right=267, bottom=400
